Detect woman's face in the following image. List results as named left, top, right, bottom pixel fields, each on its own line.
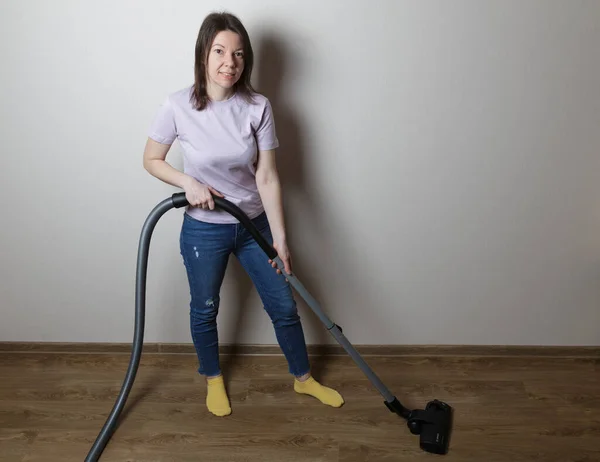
left=206, top=30, right=245, bottom=95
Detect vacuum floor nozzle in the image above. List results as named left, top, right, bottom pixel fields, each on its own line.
left=406, top=399, right=453, bottom=455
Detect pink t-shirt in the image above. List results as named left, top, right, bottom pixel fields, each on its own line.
left=148, top=85, right=279, bottom=224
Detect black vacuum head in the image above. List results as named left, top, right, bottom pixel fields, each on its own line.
left=407, top=399, right=453, bottom=455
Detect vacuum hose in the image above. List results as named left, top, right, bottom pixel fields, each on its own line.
left=85, top=192, right=452, bottom=460
left=85, top=193, right=278, bottom=461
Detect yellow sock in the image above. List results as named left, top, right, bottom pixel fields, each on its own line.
left=294, top=376, right=344, bottom=407
left=206, top=375, right=231, bottom=416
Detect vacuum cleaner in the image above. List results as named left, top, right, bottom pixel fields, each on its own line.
left=85, top=192, right=453, bottom=461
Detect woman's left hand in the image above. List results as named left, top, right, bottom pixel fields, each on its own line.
left=270, top=239, right=292, bottom=280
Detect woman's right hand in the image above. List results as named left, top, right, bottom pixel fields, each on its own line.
left=183, top=176, right=224, bottom=210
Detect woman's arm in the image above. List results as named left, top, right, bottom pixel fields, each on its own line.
left=143, top=137, right=223, bottom=209
left=255, top=148, right=292, bottom=276
left=143, top=138, right=190, bottom=188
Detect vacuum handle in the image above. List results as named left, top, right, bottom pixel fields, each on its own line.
left=171, top=192, right=278, bottom=260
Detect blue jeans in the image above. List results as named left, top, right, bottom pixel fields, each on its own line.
left=179, top=211, right=311, bottom=378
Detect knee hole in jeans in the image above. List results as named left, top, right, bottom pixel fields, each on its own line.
left=190, top=296, right=219, bottom=320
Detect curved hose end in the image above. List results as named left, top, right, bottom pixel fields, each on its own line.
left=171, top=192, right=189, bottom=208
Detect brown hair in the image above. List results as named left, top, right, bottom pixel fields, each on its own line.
left=191, top=11, right=256, bottom=110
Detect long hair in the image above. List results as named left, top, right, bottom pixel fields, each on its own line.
left=191, top=12, right=256, bottom=110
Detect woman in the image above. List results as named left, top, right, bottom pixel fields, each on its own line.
left=143, top=11, right=343, bottom=416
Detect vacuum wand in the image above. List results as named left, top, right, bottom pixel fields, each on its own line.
left=84, top=192, right=453, bottom=460
left=280, top=264, right=453, bottom=453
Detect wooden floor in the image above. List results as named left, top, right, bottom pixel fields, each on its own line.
left=1, top=348, right=599, bottom=461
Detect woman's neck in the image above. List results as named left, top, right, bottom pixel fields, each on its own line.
left=207, top=82, right=235, bottom=101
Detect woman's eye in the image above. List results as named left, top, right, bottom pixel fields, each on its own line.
left=213, top=49, right=243, bottom=58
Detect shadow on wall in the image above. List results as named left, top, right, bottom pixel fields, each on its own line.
left=217, top=29, right=391, bottom=381
left=254, top=31, right=329, bottom=374
left=217, top=29, right=331, bottom=378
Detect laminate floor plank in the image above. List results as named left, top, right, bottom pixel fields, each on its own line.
left=1, top=352, right=599, bottom=461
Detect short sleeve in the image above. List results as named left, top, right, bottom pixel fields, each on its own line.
left=255, top=99, right=279, bottom=151
left=148, top=96, right=177, bottom=144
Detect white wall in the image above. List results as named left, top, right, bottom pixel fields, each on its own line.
left=1, top=0, right=599, bottom=346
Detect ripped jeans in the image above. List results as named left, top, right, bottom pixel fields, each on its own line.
left=179, top=210, right=311, bottom=378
